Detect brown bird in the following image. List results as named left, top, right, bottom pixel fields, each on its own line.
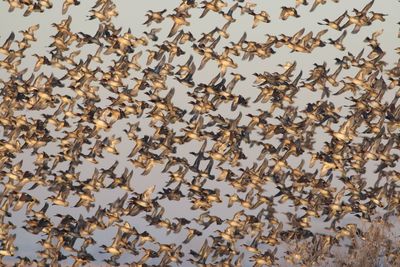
left=318, top=10, right=347, bottom=30
left=62, top=0, right=80, bottom=14
left=328, top=30, right=347, bottom=51
left=280, top=6, right=300, bottom=20
left=143, top=9, right=167, bottom=26
left=250, top=10, right=271, bottom=28
left=167, top=12, right=190, bottom=38
left=199, top=0, right=228, bottom=18
left=0, top=32, right=15, bottom=56
left=310, top=0, right=327, bottom=12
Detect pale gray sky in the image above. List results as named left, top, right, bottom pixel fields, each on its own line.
left=0, top=0, right=399, bottom=266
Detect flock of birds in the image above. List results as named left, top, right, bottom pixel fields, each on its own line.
left=0, top=0, right=400, bottom=266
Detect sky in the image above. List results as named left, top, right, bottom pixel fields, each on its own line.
left=0, top=0, right=399, bottom=266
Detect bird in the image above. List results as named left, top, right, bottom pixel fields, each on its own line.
left=328, top=30, right=347, bottom=51
left=199, top=0, right=228, bottom=18
left=318, top=10, right=347, bottom=30
left=144, top=28, right=161, bottom=42
left=62, top=0, right=80, bottom=14
left=280, top=6, right=300, bottom=20
left=167, top=12, right=190, bottom=38
left=250, top=10, right=271, bottom=28
left=143, top=9, right=167, bottom=26
left=219, top=2, right=239, bottom=22
left=0, top=32, right=15, bottom=56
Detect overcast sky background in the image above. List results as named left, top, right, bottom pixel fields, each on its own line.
left=0, top=0, right=399, bottom=265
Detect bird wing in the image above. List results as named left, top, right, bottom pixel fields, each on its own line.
left=360, top=0, right=374, bottom=14
left=168, top=22, right=180, bottom=38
